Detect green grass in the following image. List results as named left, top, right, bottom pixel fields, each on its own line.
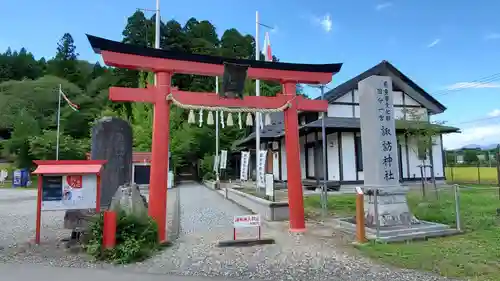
left=304, top=189, right=500, bottom=281
left=303, top=194, right=357, bottom=219
left=446, top=166, right=498, bottom=185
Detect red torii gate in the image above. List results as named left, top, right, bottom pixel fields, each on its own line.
left=87, top=35, right=342, bottom=242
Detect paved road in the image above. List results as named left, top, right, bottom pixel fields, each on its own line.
left=0, top=263, right=256, bottom=281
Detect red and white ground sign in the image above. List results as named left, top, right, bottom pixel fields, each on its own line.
left=232, top=214, right=261, bottom=240
left=234, top=214, right=261, bottom=228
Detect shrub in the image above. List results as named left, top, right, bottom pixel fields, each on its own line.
left=203, top=171, right=215, bottom=181
left=85, top=210, right=159, bottom=264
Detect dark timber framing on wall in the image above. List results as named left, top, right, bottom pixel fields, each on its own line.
left=351, top=90, right=355, bottom=117
left=331, top=101, right=422, bottom=109
left=353, top=132, right=361, bottom=181
left=338, top=132, right=343, bottom=181
left=278, top=139, right=282, bottom=181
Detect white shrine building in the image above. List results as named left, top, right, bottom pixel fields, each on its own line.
left=234, top=61, right=459, bottom=189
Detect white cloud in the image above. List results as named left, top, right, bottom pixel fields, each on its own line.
left=488, top=109, right=500, bottom=117
left=485, top=32, right=500, bottom=40
left=426, top=38, right=441, bottom=48
left=443, top=124, right=500, bottom=150
left=445, top=82, right=500, bottom=90
left=310, top=14, right=333, bottom=33
left=375, top=2, right=393, bottom=11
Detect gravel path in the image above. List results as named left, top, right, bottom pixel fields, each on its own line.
left=0, top=189, right=71, bottom=251
left=0, top=184, right=460, bottom=281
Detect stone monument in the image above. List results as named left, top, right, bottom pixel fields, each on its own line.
left=359, top=75, right=418, bottom=227
left=90, top=117, right=133, bottom=209
left=64, top=117, right=133, bottom=231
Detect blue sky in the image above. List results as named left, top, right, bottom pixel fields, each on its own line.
left=1, top=0, right=500, bottom=149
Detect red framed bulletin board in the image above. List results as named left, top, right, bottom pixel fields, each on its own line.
left=32, top=160, right=106, bottom=244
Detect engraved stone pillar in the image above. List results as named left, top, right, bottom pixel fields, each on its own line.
left=359, top=76, right=419, bottom=227
left=90, top=117, right=133, bottom=209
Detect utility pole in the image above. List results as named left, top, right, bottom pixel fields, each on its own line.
left=255, top=11, right=261, bottom=190
left=56, top=84, right=62, bottom=160
left=253, top=12, right=276, bottom=190
left=154, top=0, right=160, bottom=85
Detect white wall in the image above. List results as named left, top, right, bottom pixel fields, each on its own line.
left=432, top=136, right=445, bottom=178
left=329, top=90, right=429, bottom=121
left=328, top=104, right=352, bottom=117
left=326, top=133, right=340, bottom=181
left=280, top=138, right=287, bottom=181
left=341, top=132, right=357, bottom=181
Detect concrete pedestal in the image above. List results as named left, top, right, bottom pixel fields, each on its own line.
left=363, top=187, right=419, bottom=227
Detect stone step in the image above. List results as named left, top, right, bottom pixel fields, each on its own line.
left=373, top=228, right=462, bottom=243
left=366, top=222, right=451, bottom=237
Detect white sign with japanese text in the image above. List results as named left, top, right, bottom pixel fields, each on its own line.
left=257, top=150, right=268, bottom=188
left=220, top=150, right=228, bottom=170
left=265, top=174, right=274, bottom=197
left=240, top=151, right=250, bottom=181
left=233, top=214, right=261, bottom=228
left=213, top=155, right=220, bottom=172
left=359, top=76, right=399, bottom=186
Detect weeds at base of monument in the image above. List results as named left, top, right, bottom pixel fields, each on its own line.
left=84, top=209, right=162, bottom=264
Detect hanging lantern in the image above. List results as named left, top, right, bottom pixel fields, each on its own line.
left=188, top=109, right=195, bottom=124
left=207, top=111, right=214, bottom=125
left=246, top=112, right=253, bottom=126
left=227, top=113, right=234, bottom=126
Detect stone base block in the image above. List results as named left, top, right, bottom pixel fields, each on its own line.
left=363, top=187, right=419, bottom=227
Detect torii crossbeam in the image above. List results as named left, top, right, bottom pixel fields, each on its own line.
left=87, top=34, right=342, bottom=242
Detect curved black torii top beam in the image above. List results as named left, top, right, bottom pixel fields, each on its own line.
left=87, top=34, right=343, bottom=74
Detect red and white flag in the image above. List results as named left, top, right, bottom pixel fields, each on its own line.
left=59, top=88, right=79, bottom=111
left=262, top=32, right=272, bottom=62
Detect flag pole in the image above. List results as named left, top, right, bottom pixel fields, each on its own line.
left=255, top=11, right=261, bottom=191
left=215, top=76, right=220, bottom=183
left=320, top=85, right=328, bottom=217
left=56, top=84, right=62, bottom=160
left=154, top=0, right=160, bottom=85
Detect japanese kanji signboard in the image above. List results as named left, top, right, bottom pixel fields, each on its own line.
left=359, top=76, right=399, bottom=186
left=233, top=214, right=261, bottom=228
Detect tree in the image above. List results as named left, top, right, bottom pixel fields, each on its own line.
left=28, top=130, right=88, bottom=161
left=47, top=33, right=82, bottom=86
left=464, top=150, right=479, bottom=164
left=122, top=11, right=151, bottom=46
left=445, top=150, right=456, bottom=165
left=398, top=108, right=443, bottom=162
left=2, top=109, right=40, bottom=168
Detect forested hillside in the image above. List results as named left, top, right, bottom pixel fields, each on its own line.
left=0, top=11, right=290, bottom=174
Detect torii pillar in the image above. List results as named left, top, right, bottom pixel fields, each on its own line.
left=86, top=34, right=342, bottom=240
